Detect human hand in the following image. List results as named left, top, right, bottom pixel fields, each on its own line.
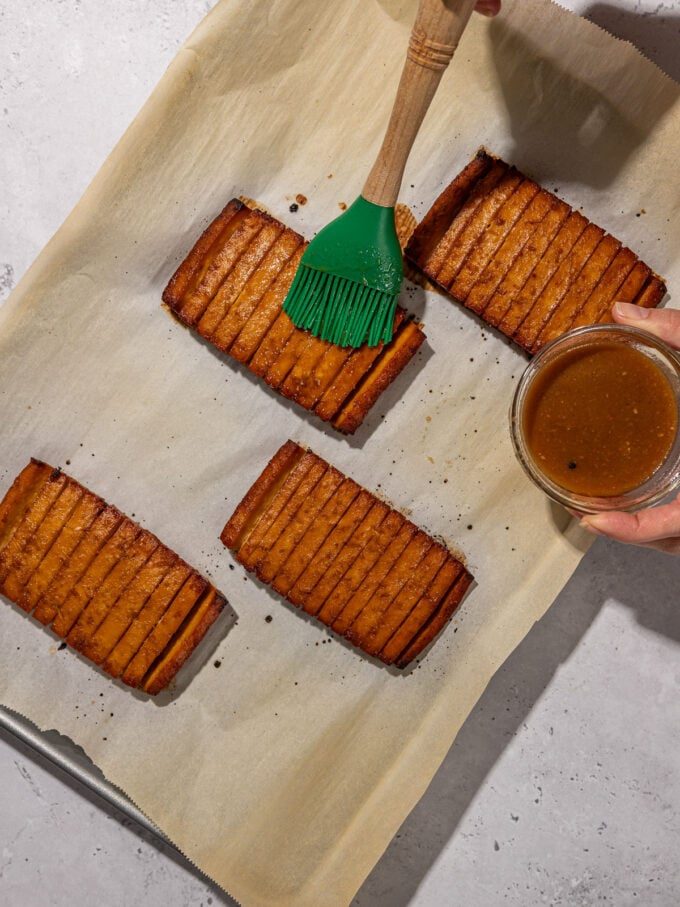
left=579, top=302, right=680, bottom=555
left=475, top=0, right=501, bottom=16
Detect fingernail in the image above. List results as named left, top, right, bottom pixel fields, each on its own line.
left=614, top=301, right=649, bottom=320
left=580, top=517, right=604, bottom=536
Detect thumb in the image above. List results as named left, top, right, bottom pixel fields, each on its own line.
left=475, top=0, right=501, bottom=15
left=612, top=302, right=680, bottom=350
left=580, top=493, right=680, bottom=545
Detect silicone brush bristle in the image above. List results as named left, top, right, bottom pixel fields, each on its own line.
left=282, top=195, right=403, bottom=348
left=284, top=265, right=398, bottom=348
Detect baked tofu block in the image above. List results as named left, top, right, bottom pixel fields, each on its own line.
left=221, top=441, right=472, bottom=668
left=0, top=461, right=226, bottom=694
left=405, top=150, right=666, bottom=354
left=163, top=200, right=425, bottom=433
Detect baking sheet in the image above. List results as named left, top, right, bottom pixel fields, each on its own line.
left=0, top=1, right=678, bottom=905
left=0, top=705, right=168, bottom=844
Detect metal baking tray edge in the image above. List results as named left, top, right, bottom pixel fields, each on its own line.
left=0, top=703, right=172, bottom=846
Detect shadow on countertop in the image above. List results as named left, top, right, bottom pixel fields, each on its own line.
left=353, top=538, right=680, bottom=906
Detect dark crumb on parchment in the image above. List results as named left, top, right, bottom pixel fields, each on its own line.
left=265, top=615, right=273, bottom=623
left=295, top=193, right=308, bottom=206
left=338, top=201, right=347, bottom=211
left=213, top=660, right=222, bottom=668
left=289, top=203, right=299, bottom=213
left=58, top=642, right=67, bottom=651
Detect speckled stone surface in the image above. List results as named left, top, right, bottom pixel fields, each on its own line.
left=1, top=2, right=679, bottom=905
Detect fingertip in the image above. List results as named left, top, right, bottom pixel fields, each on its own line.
left=580, top=523, right=602, bottom=536
left=613, top=301, right=650, bottom=322
left=580, top=511, right=630, bottom=537
left=476, top=0, right=501, bottom=16
left=579, top=516, right=606, bottom=536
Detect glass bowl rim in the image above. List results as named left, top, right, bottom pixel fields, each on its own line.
left=510, top=323, right=680, bottom=513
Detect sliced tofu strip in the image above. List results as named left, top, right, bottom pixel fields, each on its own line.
left=289, top=490, right=374, bottom=609
left=345, top=532, right=433, bottom=649
left=570, top=248, right=639, bottom=329
left=430, top=161, right=508, bottom=280
left=103, top=561, right=192, bottom=678
left=303, top=501, right=390, bottom=618
left=466, top=190, right=554, bottom=315
left=213, top=229, right=302, bottom=352
left=256, top=466, right=342, bottom=585
left=33, top=506, right=122, bottom=627
left=228, top=245, right=304, bottom=363
left=533, top=233, right=621, bottom=351
left=177, top=210, right=265, bottom=325
left=484, top=201, right=570, bottom=329
left=332, top=320, right=425, bottom=434
left=141, top=588, right=226, bottom=695
left=379, top=558, right=463, bottom=665
left=450, top=179, right=540, bottom=301
left=436, top=169, right=522, bottom=288
left=0, top=461, right=54, bottom=553
left=163, top=199, right=245, bottom=305
left=362, top=543, right=450, bottom=658
left=513, top=221, right=602, bottom=352
left=0, top=471, right=67, bottom=586
left=121, top=574, right=208, bottom=688
left=236, top=453, right=318, bottom=569
left=197, top=220, right=284, bottom=340
left=395, top=570, right=473, bottom=668
left=271, top=478, right=360, bottom=597
left=52, top=520, right=141, bottom=638
left=3, top=481, right=83, bottom=605
left=220, top=440, right=303, bottom=550
left=67, top=531, right=158, bottom=653
left=20, top=490, right=104, bottom=614
left=404, top=151, right=493, bottom=268
left=81, top=546, right=177, bottom=664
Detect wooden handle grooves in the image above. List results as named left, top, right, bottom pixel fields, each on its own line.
left=407, top=29, right=458, bottom=71
left=361, top=0, right=477, bottom=208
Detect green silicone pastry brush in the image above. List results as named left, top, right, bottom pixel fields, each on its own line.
left=283, top=0, right=478, bottom=347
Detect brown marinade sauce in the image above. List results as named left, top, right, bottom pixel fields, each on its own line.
left=523, top=342, right=678, bottom=497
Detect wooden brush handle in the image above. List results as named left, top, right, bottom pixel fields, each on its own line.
left=362, top=0, right=478, bottom=208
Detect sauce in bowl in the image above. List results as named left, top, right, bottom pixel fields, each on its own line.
left=511, top=325, right=680, bottom=512
left=523, top=342, right=678, bottom=497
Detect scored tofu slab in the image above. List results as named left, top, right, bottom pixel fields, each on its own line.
left=222, top=442, right=473, bottom=668
left=0, top=460, right=226, bottom=695
left=406, top=149, right=666, bottom=354
left=163, top=200, right=426, bottom=433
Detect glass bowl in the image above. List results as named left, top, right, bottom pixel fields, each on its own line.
left=510, top=324, right=680, bottom=513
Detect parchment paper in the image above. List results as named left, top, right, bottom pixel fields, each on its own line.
left=1, top=1, right=678, bottom=904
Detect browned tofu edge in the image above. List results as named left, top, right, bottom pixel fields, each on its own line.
left=163, top=201, right=424, bottom=432
left=0, top=461, right=227, bottom=695
left=221, top=441, right=472, bottom=669
left=405, top=149, right=667, bottom=349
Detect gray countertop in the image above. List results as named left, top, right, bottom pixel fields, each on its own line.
left=1, top=2, right=679, bottom=905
